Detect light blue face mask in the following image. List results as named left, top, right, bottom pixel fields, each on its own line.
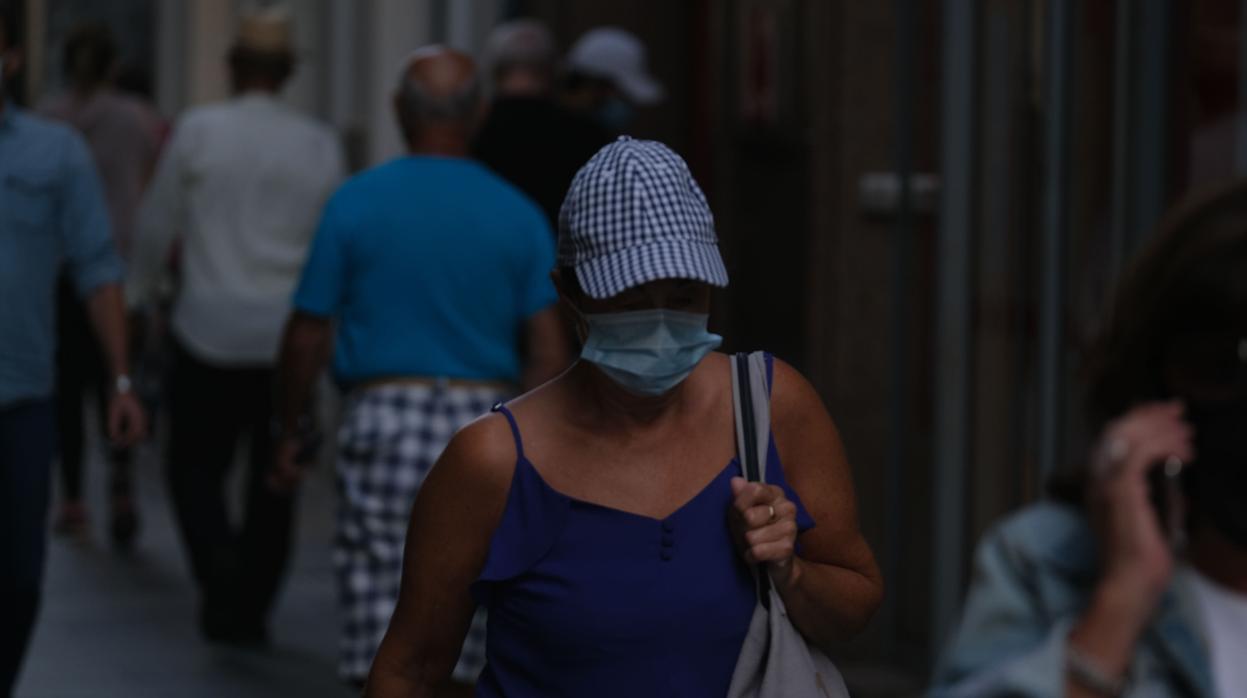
left=579, top=309, right=723, bottom=396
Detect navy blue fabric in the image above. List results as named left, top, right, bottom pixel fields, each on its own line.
left=473, top=358, right=814, bottom=697
left=0, top=399, right=56, bottom=693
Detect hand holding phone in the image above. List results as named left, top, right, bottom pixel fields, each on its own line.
left=1087, top=401, right=1196, bottom=611
left=1145, top=455, right=1188, bottom=550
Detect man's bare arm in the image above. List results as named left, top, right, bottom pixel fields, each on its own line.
left=85, top=283, right=147, bottom=445
left=276, top=311, right=334, bottom=433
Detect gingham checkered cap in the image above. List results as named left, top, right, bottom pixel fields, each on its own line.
left=558, top=136, right=729, bottom=299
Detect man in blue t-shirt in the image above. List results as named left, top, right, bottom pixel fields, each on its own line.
left=274, top=46, right=568, bottom=688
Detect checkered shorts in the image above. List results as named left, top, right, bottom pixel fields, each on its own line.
left=333, top=381, right=507, bottom=684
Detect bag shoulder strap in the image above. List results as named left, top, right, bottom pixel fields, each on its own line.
left=731, top=351, right=773, bottom=606
left=731, top=351, right=772, bottom=483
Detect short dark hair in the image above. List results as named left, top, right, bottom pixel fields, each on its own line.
left=1050, top=179, right=1247, bottom=502
left=228, top=45, right=294, bottom=89
left=1084, top=180, right=1247, bottom=424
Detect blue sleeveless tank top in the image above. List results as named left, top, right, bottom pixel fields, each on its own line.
left=472, top=355, right=816, bottom=697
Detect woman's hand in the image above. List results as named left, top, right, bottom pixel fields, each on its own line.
left=1066, top=400, right=1195, bottom=694
left=1087, top=400, right=1195, bottom=610
left=729, top=477, right=800, bottom=586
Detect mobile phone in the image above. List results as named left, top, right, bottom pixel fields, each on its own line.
left=1146, top=457, right=1187, bottom=549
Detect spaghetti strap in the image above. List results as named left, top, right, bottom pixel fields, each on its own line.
left=764, top=351, right=774, bottom=398
left=491, top=402, right=526, bottom=461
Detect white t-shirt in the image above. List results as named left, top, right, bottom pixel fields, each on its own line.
left=1183, top=566, right=1247, bottom=698
left=129, top=93, right=345, bottom=365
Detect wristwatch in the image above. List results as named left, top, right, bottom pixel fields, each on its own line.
left=114, top=373, right=133, bottom=395
left=1067, top=646, right=1127, bottom=697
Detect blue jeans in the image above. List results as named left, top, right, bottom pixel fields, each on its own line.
left=0, top=399, right=55, bottom=697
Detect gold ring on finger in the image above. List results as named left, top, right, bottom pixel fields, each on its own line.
left=767, top=504, right=776, bottom=522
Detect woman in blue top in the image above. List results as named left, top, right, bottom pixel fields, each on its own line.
left=365, top=138, right=883, bottom=697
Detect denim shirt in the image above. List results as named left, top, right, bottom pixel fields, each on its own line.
left=0, top=103, right=121, bottom=406
left=931, top=503, right=1215, bottom=698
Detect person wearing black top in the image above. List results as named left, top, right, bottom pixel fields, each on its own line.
left=472, top=20, right=609, bottom=230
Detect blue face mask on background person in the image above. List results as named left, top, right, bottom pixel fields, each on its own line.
left=579, top=308, right=723, bottom=396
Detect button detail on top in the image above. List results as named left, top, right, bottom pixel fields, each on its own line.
left=660, top=550, right=673, bottom=561
left=661, top=535, right=674, bottom=547
left=661, top=520, right=674, bottom=532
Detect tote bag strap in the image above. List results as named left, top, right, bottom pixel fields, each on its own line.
left=731, top=351, right=773, bottom=607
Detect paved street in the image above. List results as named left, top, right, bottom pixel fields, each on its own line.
left=16, top=430, right=354, bottom=698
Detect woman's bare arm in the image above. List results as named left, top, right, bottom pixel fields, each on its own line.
left=364, top=415, right=516, bottom=697
left=767, top=357, right=883, bottom=646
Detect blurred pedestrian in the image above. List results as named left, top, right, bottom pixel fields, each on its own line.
left=38, top=20, right=162, bottom=547
left=560, top=27, right=664, bottom=135
left=128, top=7, right=344, bottom=645
left=932, top=181, right=1247, bottom=697
left=275, top=46, right=569, bottom=689
left=0, top=3, right=147, bottom=693
left=41, top=21, right=162, bottom=261
left=472, top=19, right=610, bottom=228
left=365, top=137, right=882, bottom=696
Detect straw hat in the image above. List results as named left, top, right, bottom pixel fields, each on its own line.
left=234, top=6, right=294, bottom=55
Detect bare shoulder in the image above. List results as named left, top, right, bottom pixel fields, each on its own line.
left=701, top=350, right=732, bottom=374
left=711, top=351, right=822, bottom=415
left=766, top=356, right=849, bottom=482
left=768, top=356, right=831, bottom=424
left=426, top=410, right=520, bottom=505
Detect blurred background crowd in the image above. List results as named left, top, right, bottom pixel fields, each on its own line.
left=4, top=0, right=1247, bottom=696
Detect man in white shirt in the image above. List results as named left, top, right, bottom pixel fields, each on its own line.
left=129, top=7, right=343, bottom=645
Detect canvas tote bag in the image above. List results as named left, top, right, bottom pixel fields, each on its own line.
left=726, top=352, right=850, bottom=698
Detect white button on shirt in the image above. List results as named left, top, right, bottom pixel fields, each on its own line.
left=1182, top=565, right=1247, bottom=698
left=130, top=92, right=344, bottom=365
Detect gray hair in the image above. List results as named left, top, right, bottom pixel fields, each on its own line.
left=396, top=71, right=481, bottom=124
